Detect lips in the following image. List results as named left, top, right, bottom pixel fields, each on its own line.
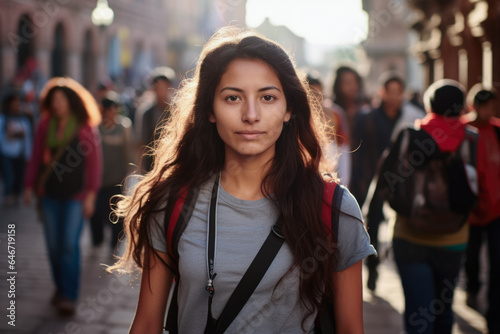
left=236, top=131, right=265, bottom=140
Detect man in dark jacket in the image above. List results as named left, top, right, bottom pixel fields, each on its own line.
left=135, top=67, right=175, bottom=173
left=350, top=74, right=423, bottom=290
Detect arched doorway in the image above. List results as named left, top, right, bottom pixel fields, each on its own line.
left=51, top=23, right=66, bottom=77
left=16, top=14, right=36, bottom=75
left=82, top=30, right=95, bottom=89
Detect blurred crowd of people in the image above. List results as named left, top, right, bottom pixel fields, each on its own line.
left=308, top=67, right=499, bottom=334
left=0, top=60, right=498, bottom=334
left=0, top=67, right=177, bottom=316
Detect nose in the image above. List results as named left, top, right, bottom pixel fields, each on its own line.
left=242, top=100, right=260, bottom=124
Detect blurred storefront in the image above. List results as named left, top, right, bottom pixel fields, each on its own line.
left=0, top=0, right=246, bottom=94
left=0, top=0, right=175, bottom=93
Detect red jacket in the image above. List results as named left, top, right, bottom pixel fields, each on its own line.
left=467, top=117, right=500, bottom=225
left=25, top=115, right=102, bottom=200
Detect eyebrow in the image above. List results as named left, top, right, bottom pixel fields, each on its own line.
left=219, top=86, right=282, bottom=93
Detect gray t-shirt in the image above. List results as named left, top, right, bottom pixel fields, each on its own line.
left=150, top=178, right=376, bottom=333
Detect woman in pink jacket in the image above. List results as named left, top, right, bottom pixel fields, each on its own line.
left=24, top=77, right=102, bottom=316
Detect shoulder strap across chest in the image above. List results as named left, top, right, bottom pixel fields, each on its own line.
left=165, top=181, right=344, bottom=261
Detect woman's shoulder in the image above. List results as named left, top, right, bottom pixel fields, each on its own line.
left=324, top=181, right=362, bottom=220
left=78, top=122, right=99, bottom=137
left=330, top=183, right=368, bottom=238
left=334, top=185, right=377, bottom=271
left=338, top=186, right=363, bottom=220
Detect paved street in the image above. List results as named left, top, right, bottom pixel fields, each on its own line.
left=0, top=203, right=489, bottom=334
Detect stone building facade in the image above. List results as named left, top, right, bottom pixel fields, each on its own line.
left=407, top=0, right=499, bottom=98
left=0, top=0, right=246, bottom=93
left=362, top=0, right=423, bottom=97
left=0, top=0, right=175, bottom=92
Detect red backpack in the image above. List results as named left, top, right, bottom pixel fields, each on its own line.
left=163, top=181, right=345, bottom=334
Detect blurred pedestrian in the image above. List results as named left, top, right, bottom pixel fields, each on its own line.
left=108, top=27, right=375, bottom=333
left=350, top=73, right=424, bottom=290
left=332, top=66, right=364, bottom=136
left=90, top=91, right=134, bottom=254
left=0, top=93, right=32, bottom=206
left=463, top=88, right=500, bottom=333
left=308, top=71, right=351, bottom=185
left=134, top=66, right=175, bottom=173
left=23, top=77, right=102, bottom=316
left=366, top=79, right=478, bottom=334
left=409, top=90, right=425, bottom=112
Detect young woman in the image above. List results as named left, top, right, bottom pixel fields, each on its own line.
left=332, top=66, right=364, bottom=136
left=109, top=27, right=375, bottom=333
left=24, top=77, right=102, bottom=315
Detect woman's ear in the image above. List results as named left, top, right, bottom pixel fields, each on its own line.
left=284, top=109, right=292, bottom=122
left=209, top=113, right=216, bottom=123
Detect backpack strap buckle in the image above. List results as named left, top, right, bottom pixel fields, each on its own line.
left=271, top=223, right=285, bottom=239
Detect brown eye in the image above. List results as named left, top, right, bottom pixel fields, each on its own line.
left=262, top=95, right=276, bottom=102
left=225, top=95, right=240, bottom=102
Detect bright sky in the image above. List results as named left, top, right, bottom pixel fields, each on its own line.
left=246, top=0, right=368, bottom=46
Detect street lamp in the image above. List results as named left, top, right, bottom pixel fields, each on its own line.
left=91, top=0, right=114, bottom=29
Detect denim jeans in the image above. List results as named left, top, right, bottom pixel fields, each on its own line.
left=41, top=197, right=84, bottom=300
left=2, top=155, right=25, bottom=196
left=393, top=238, right=464, bottom=334
left=465, top=218, right=500, bottom=332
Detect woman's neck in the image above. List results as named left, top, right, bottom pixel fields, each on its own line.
left=57, top=114, right=71, bottom=126
left=55, top=114, right=72, bottom=139
left=220, top=149, right=273, bottom=201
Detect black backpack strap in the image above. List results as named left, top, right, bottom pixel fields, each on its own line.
left=163, top=186, right=197, bottom=334
left=316, top=183, right=344, bottom=333
left=213, top=222, right=285, bottom=334
left=164, top=283, right=180, bottom=333
left=331, top=184, right=344, bottom=236
left=464, top=127, right=479, bottom=168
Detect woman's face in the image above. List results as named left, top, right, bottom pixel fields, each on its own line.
left=51, top=90, right=71, bottom=119
left=339, top=71, right=359, bottom=101
left=210, top=58, right=291, bottom=161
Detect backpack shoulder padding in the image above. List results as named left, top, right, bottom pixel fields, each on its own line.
left=323, top=181, right=343, bottom=238
left=165, top=186, right=197, bottom=262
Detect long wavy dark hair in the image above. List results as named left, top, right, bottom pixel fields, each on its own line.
left=108, top=27, right=338, bottom=327
left=39, top=77, right=101, bottom=126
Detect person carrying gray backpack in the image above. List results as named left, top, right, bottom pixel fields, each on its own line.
left=365, top=79, right=480, bottom=334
